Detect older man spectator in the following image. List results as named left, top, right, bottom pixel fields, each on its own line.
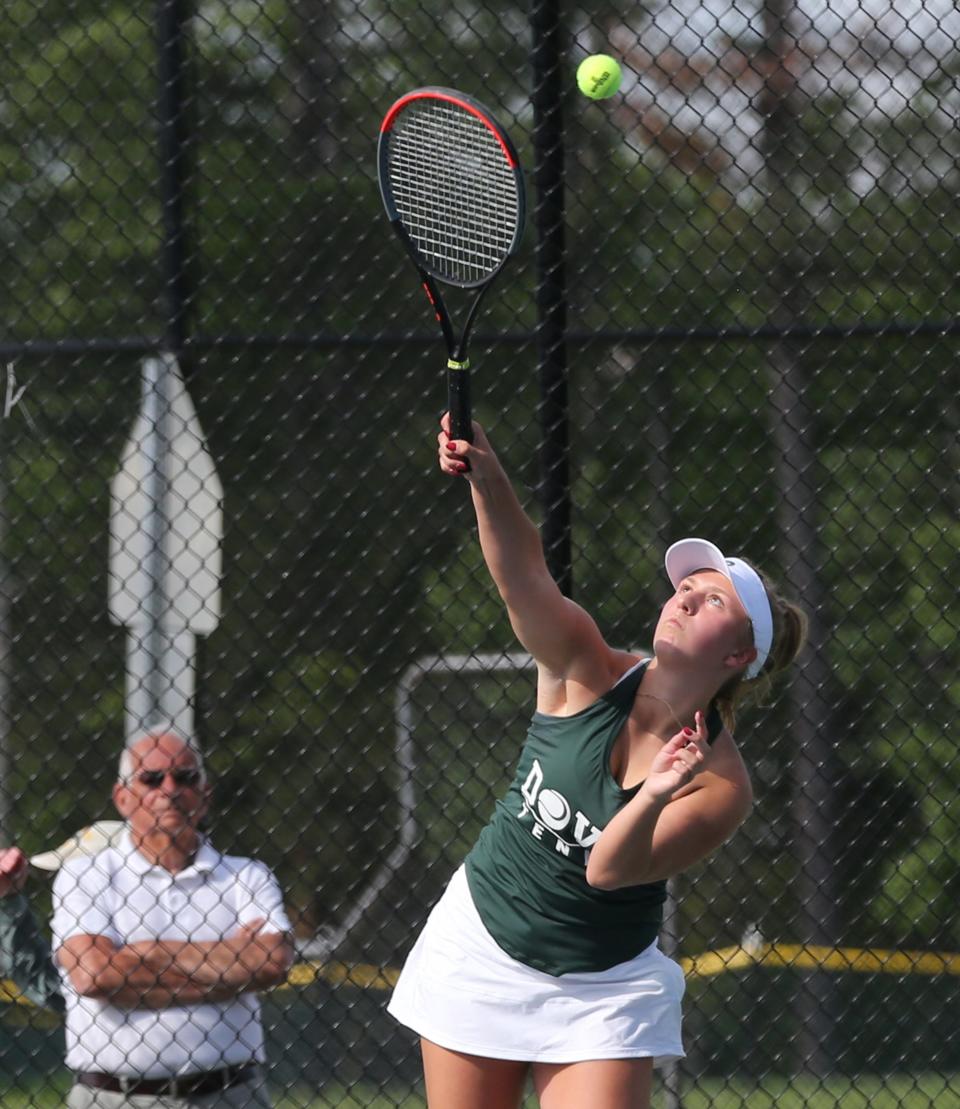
left=48, top=727, right=293, bottom=1107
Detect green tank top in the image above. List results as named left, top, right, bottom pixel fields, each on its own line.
left=465, top=659, right=722, bottom=976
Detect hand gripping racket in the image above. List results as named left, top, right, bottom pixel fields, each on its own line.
left=378, top=88, right=526, bottom=443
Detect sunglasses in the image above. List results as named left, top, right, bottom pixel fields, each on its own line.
left=133, top=768, right=203, bottom=789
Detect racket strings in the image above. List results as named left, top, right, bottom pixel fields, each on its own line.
left=386, top=102, right=521, bottom=285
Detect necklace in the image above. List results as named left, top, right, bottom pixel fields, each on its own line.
left=635, top=691, right=688, bottom=737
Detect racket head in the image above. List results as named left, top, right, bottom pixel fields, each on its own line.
left=378, top=87, right=526, bottom=290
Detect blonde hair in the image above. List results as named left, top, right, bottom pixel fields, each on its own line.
left=714, top=562, right=809, bottom=730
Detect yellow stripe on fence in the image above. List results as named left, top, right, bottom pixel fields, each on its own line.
left=0, top=980, right=28, bottom=1005
left=681, top=943, right=960, bottom=979
left=285, top=959, right=401, bottom=992
left=3, top=943, right=960, bottom=1015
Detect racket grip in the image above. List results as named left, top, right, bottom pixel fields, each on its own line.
left=447, top=360, right=473, bottom=443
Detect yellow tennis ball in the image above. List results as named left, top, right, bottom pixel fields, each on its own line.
left=576, top=55, right=622, bottom=100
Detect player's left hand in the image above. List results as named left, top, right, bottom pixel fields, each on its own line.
left=641, top=711, right=710, bottom=803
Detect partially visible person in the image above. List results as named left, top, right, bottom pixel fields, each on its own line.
left=0, top=845, right=28, bottom=896
left=47, top=727, right=294, bottom=1108
left=0, top=843, right=64, bottom=1012
left=0, top=824, right=128, bottom=1013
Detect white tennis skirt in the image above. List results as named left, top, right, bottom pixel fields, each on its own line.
left=387, top=866, right=685, bottom=1065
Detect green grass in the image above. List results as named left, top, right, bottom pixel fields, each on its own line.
left=1, top=1075, right=957, bottom=1107
left=272, top=1091, right=535, bottom=1108
left=271, top=1089, right=419, bottom=1108
left=0, top=1076, right=71, bottom=1108
left=680, top=1073, right=960, bottom=1108
left=270, top=1074, right=960, bottom=1108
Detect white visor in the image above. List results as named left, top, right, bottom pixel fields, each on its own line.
left=664, top=538, right=774, bottom=680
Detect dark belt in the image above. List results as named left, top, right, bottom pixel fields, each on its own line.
left=76, top=1063, right=257, bottom=1097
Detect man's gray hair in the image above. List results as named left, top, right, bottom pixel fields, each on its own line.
left=118, top=725, right=207, bottom=785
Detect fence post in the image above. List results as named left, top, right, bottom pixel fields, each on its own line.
left=530, top=0, right=572, bottom=597
left=155, top=0, right=193, bottom=354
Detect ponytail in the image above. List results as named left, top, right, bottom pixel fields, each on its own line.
left=714, top=564, right=809, bottom=730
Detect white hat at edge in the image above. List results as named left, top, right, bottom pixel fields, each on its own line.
left=30, top=820, right=126, bottom=871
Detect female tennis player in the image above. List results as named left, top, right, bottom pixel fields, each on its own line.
left=388, top=417, right=808, bottom=1109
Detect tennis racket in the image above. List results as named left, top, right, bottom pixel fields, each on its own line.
left=377, top=87, right=526, bottom=443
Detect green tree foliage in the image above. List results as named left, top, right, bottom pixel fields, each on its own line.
left=0, top=0, right=956, bottom=974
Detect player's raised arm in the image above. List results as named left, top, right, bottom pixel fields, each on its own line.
left=439, top=416, right=609, bottom=682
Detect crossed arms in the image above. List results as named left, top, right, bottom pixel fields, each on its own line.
left=57, top=920, right=294, bottom=1009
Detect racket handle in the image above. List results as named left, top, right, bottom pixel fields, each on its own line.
left=447, top=360, right=473, bottom=443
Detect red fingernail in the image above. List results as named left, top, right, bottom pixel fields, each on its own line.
left=683, top=727, right=694, bottom=736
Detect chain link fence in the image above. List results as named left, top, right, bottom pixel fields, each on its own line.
left=1, top=0, right=958, bottom=1104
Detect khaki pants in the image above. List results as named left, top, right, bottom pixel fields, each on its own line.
left=67, top=1075, right=272, bottom=1109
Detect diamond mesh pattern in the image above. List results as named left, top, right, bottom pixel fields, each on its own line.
left=0, top=0, right=957, bottom=1104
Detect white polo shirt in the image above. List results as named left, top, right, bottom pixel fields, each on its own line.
left=51, top=829, right=292, bottom=1078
